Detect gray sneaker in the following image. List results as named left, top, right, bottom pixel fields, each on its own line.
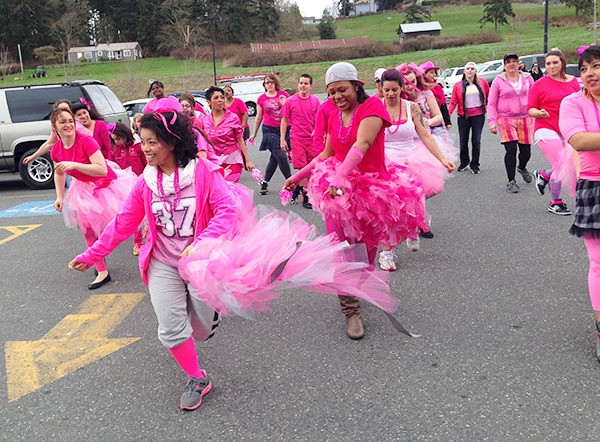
left=506, top=180, right=520, bottom=193
left=517, top=167, right=533, bottom=183
left=259, top=181, right=269, bottom=195
left=180, top=370, right=212, bottom=411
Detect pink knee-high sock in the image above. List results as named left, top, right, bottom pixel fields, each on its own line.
left=168, top=337, right=204, bottom=378
left=583, top=237, right=600, bottom=312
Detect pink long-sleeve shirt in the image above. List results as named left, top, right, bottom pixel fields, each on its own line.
left=76, top=158, right=238, bottom=284
left=487, top=73, right=534, bottom=125
left=559, top=91, right=600, bottom=180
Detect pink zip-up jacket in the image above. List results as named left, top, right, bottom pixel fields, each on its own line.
left=487, top=72, right=534, bottom=125
left=76, top=158, right=238, bottom=285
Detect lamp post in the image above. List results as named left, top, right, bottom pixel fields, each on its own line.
left=595, top=0, right=597, bottom=44
left=203, top=14, right=221, bottom=85
left=543, top=0, right=549, bottom=53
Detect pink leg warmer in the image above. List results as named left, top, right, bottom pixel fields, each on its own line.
left=583, top=236, right=600, bottom=312
left=82, top=228, right=106, bottom=272
left=168, top=337, right=204, bottom=378
left=537, top=138, right=565, bottom=171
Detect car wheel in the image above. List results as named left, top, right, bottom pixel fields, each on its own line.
left=246, top=102, right=257, bottom=117
left=18, top=149, right=55, bottom=189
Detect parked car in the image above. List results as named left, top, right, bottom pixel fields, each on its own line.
left=519, top=54, right=546, bottom=71
left=123, top=93, right=209, bottom=119
left=0, top=80, right=128, bottom=189
left=439, top=66, right=465, bottom=100
left=477, top=59, right=504, bottom=85
left=217, top=74, right=273, bottom=117
left=565, top=64, right=583, bottom=88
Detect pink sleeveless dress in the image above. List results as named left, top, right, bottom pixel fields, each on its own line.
left=385, top=100, right=449, bottom=198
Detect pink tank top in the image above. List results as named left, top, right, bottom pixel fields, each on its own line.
left=385, top=100, right=418, bottom=152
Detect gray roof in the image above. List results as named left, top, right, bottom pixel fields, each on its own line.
left=399, top=21, right=442, bottom=33
left=96, top=42, right=140, bottom=51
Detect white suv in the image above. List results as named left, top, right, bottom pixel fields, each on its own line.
left=0, top=80, right=128, bottom=189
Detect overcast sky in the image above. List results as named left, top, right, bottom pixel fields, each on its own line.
left=295, top=0, right=332, bottom=18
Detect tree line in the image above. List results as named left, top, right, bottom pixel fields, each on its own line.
left=0, top=0, right=304, bottom=62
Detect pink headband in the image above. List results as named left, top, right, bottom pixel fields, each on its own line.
left=153, top=111, right=181, bottom=140
left=578, top=45, right=591, bottom=55
left=79, top=97, right=92, bottom=110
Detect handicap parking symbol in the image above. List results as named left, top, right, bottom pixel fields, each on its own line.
left=0, top=201, right=58, bottom=218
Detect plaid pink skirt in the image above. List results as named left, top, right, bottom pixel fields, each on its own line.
left=496, top=116, right=534, bottom=144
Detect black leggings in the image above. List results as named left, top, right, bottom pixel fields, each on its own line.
left=503, top=141, right=531, bottom=181
left=264, top=148, right=291, bottom=182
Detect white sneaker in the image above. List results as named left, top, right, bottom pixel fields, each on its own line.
left=378, top=250, right=397, bottom=271
left=406, top=237, right=420, bottom=252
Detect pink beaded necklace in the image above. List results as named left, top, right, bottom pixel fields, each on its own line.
left=157, top=167, right=181, bottom=213
left=338, top=103, right=358, bottom=144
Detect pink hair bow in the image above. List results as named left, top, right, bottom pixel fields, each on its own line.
left=153, top=111, right=181, bottom=140
left=79, top=97, right=92, bottom=110
left=578, top=45, right=591, bottom=55
left=395, top=62, right=424, bottom=77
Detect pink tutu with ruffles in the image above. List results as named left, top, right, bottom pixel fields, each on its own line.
left=178, top=208, right=397, bottom=317
left=553, top=143, right=578, bottom=198
left=386, top=142, right=449, bottom=198
left=431, top=126, right=459, bottom=164
left=62, top=161, right=138, bottom=236
left=307, top=157, right=426, bottom=249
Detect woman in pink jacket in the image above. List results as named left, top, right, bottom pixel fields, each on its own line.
left=488, top=52, right=535, bottom=193
left=68, top=108, right=401, bottom=410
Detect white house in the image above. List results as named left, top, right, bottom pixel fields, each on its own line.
left=351, top=0, right=379, bottom=15
left=68, top=42, right=142, bottom=64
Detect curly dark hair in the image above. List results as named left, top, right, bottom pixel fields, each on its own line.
left=140, top=112, right=198, bottom=168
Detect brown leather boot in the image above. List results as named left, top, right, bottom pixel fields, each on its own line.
left=339, top=296, right=363, bottom=339
left=345, top=314, right=364, bottom=340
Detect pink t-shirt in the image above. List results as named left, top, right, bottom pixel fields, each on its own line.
left=112, top=141, right=147, bottom=175
left=151, top=182, right=196, bottom=267
left=92, top=120, right=113, bottom=161
left=559, top=91, right=600, bottom=180
left=313, top=98, right=337, bottom=153
left=280, top=93, right=320, bottom=139
left=51, top=132, right=116, bottom=185
left=528, top=76, right=581, bottom=133
left=226, top=98, right=249, bottom=129
left=328, top=95, right=391, bottom=174
left=257, top=90, right=290, bottom=127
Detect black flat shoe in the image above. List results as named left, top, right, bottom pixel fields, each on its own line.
left=419, top=228, right=434, bottom=239
left=88, top=273, right=111, bottom=290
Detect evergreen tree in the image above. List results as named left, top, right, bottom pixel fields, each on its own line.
left=318, top=9, right=336, bottom=40
left=338, top=0, right=355, bottom=17
left=479, top=0, right=515, bottom=31
left=403, top=1, right=431, bottom=23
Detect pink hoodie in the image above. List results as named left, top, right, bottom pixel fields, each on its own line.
left=487, top=72, right=534, bottom=125
left=76, top=158, right=238, bottom=285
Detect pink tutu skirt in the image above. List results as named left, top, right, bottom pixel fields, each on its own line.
left=62, top=163, right=138, bottom=236
left=386, top=142, right=449, bottom=198
left=431, top=126, right=459, bottom=164
left=553, top=144, right=578, bottom=198
left=179, top=208, right=397, bottom=317
left=307, top=157, right=426, bottom=249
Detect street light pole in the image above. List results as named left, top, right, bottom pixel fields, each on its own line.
left=203, top=14, right=221, bottom=86
left=543, top=0, right=549, bottom=53
left=594, top=0, right=597, bottom=44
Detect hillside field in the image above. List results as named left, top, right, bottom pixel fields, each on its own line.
left=2, top=2, right=593, bottom=99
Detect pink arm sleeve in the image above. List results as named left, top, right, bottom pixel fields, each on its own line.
left=330, top=147, right=364, bottom=188
left=291, top=156, right=322, bottom=184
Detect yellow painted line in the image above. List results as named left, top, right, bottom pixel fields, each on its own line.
left=5, top=293, right=145, bottom=403
left=0, top=224, right=42, bottom=246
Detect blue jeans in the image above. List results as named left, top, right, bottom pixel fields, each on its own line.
left=457, top=114, right=485, bottom=169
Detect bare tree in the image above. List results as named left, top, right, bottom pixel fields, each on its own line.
left=158, top=0, right=208, bottom=53
left=0, top=45, right=17, bottom=79
left=50, top=0, right=92, bottom=65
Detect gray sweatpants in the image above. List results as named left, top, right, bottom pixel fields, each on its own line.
left=147, top=258, right=221, bottom=348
